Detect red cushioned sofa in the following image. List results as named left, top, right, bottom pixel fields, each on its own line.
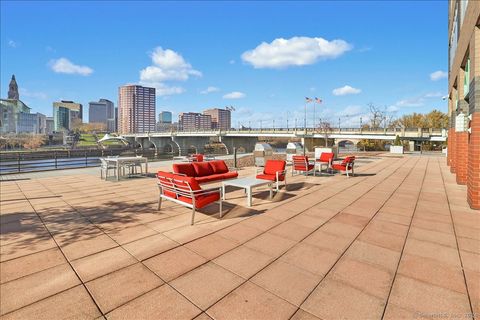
left=172, top=160, right=238, bottom=184
left=157, top=171, right=222, bottom=225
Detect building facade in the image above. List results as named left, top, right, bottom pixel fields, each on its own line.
left=157, top=111, right=173, bottom=131
left=89, top=99, right=116, bottom=132
left=46, top=117, right=54, bottom=134
left=203, top=108, right=231, bottom=130
left=448, top=0, right=480, bottom=209
left=118, top=85, right=156, bottom=134
left=178, top=112, right=212, bottom=131
left=52, top=100, right=83, bottom=132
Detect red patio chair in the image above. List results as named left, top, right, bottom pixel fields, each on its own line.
left=190, top=154, right=204, bottom=162
left=256, top=159, right=287, bottom=191
left=331, top=156, right=355, bottom=177
left=292, top=155, right=315, bottom=176
left=157, top=171, right=222, bottom=225
left=315, top=152, right=334, bottom=175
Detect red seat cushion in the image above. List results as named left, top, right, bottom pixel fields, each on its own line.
left=256, top=173, right=276, bottom=181
left=195, top=175, right=219, bottom=184
left=191, top=154, right=204, bottom=162
left=317, top=152, right=334, bottom=163
left=209, top=160, right=229, bottom=174
left=178, top=193, right=220, bottom=209
left=173, top=163, right=196, bottom=177
left=264, top=160, right=286, bottom=175
left=192, top=162, right=214, bottom=177
left=219, top=171, right=238, bottom=180
left=332, top=164, right=348, bottom=171
left=157, top=171, right=177, bottom=198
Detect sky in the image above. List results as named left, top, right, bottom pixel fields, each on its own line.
left=1, top=1, right=448, bottom=128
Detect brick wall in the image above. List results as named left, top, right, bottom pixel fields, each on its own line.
left=456, top=132, right=469, bottom=184
left=467, top=112, right=480, bottom=209
left=450, top=130, right=457, bottom=173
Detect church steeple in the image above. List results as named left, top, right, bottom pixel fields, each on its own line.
left=8, top=74, right=19, bottom=100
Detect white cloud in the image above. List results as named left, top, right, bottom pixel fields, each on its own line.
left=49, top=58, right=93, bottom=76
left=200, top=86, right=220, bottom=94
left=241, top=36, right=352, bottom=69
left=387, top=105, right=399, bottom=112
left=223, top=91, right=246, bottom=99
left=395, top=97, right=425, bottom=107
left=430, top=70, right=447, bottom=81
left=332, top=85, right=361, bottom=96
left=8, top=40, right=17, bottom=48
left=19, top=88, right=47, bottom=100
left=424, top=91, right=444, bottom=98
left=139, top=47, right=201, bottom=96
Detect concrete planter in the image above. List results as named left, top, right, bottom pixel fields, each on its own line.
left=390, top=145, right=404, bottom=154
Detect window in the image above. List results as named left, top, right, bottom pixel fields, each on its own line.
left=464, top=57, right=470, bottom=97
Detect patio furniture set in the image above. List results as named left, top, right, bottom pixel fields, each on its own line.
left=156, top=153, right=355, bottom=224
left=100, top=156, right=148, bottom=181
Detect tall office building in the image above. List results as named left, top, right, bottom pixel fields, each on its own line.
left=203, top=108, right=231, bottom=130
left=89, top=99, right=115, bottom=132
left=52, top=100, right=82, bottom=132
left=157, top=111, right=173, bottom=131
left=178, top=112, right=212, bottom=131
left=118, top=85, right=156, bottom=134
left=447, top=0, right=480, bottom=209
left=46, top=117, right=54, bottom=134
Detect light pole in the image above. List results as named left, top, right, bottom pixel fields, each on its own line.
left=338, top=117, right=341, bottom=131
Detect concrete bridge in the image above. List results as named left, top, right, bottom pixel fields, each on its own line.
left=121, top=127, right=447, bottom=155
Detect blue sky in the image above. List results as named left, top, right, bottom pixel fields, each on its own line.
left=1, top=1, right=447, bottom=128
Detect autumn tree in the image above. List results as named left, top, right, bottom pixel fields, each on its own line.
left=22, top=134, right=46, bottom=150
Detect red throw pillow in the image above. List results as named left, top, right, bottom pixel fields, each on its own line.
left=192, top=162, right=214, bottom=177
left=172, top=163, right=196, bottom=177
left=208, top=160, right=229, bottom=174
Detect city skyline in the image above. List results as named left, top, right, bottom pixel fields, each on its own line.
left=1, top=1, right=447, bottom=128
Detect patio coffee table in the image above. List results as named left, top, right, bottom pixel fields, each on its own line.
left=222, top=177, right=273, bottom=207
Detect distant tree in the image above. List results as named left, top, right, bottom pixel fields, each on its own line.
left=390, top=109, right=448, bottom=129
left=318, top=121, right=332, bottom=146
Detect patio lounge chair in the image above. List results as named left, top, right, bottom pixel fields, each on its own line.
left=100, top=158, right=117, bottom=180
left=256, top=159, right=287, bottom=191
left=157, top=171, right=222, bottom=225
left=292, top=155, right=315, bottom=176
left=331, top=156, right=355, bottom=177
left=315, top=152, right=334, bottom=175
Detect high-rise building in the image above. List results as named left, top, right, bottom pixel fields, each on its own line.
left=118, top=85, right=156, bottom=134
left=157, top=111, right=173, bottom=131
left=46, top=117, right=54, bottom=134
left=89, top=99, right=115, bottom=132
left=447, top=0, right=480, bottom=209
left=203, top=108, right=231, bottom=130
left=178, top=112, right=212, bottom=131
left=52, top=100, right=83, bottom=132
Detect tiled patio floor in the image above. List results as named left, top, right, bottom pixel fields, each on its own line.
left=0, top=155, right=479, bottom=319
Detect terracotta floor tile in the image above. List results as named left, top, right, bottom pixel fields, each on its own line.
left=239, top=214, right=282, bottom=231
left=320, top=221, right=363, bottom=239
left=290, top=309, right=322, bottom=320
left=71, top=247, right=137, bottom=282
left=193, top=312, right=213, bottom=320
left=163, top=224, right=215, bottom=244
left=301, top=279, right=385, bottom=320
left=331, top=212, right=370, bottom=228
left=408, top=226, right=457, bottom=248
left=398, top=254, right=466, bottom=294
left=330, top=257, right=394, bottom=299
left=0, top=263, right=80, bottom=315
left=357, top=227, right=405, bottom=252
left=280, top=243, right=340, bottom=277
left=143, top=246, right=207, bottom=281
left=106, top=284, right=201, bottom=320
left=122, top=233, right=178, bottom=261
left=60, top=234, right=119, bottom=261
left=345, top=240, right=400, bottom=272
left=86, top=263, right=163, bottom=313
left=404, top=238, right=461, bottom=268
left=368, top=220, right=409, bottom=237
left=171, top=262, right=245, bottom=310
left=302, top=229, right=353, bottom=253
left=464, top=270, right=480, bottom=316
left=0, top=285, right=101, bottom=320
left=214, top=223, right=263, bottom=243
left=387, top=275, right=471, bottom=317
left=459, top=250, right=480, bottom=273
left=251, top=260, right=321, bottom=306
left=289, top=214, right=326, bottom=229
left=213, top=245, right=275, bottom=279
left=457, top=237, right=480, bottom=255
left=0, top=236, right=57, bottom=262
left=269, top=220, right=315, bottom=242
left=383, top=303, right=419, bottom=320
left=0, top=248, right=66, bottom=284
left=206, top=281, right=297, bottom=320
left=412, top=218, right=454, bottom=235
left=244, top=232, right=296, bottom=257
left=106, top=224, right=158, bottom=245
left=376, top=212, right=412, bottom=226
left=184, top=234, right=240, bottom=260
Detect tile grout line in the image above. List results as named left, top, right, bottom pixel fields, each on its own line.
left=437, top=157, right=475, bottom=320
left=379, top=157, right=431, bottom=318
